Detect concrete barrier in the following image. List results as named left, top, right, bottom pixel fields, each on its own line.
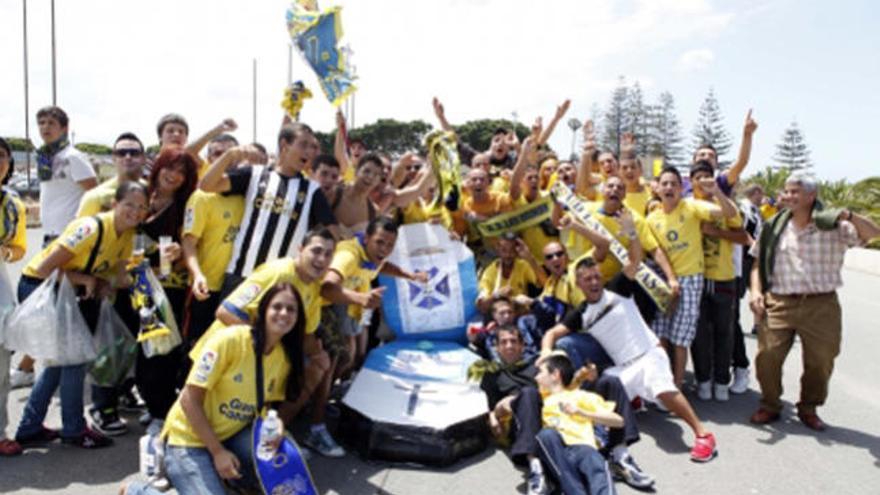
left=845, top=247, right=880, bottom=276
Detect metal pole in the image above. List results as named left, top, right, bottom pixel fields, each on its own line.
left=23, top=0, right=31, bottom=183
left=51, top=0, right=57, bottom=105
left=252, top=58, right=257, bottom=142
left=287, top=44, right=293, bottom=85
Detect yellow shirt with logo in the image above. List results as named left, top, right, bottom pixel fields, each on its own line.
left=542, top=389, right=615, bottom=447
left=163, top=325, right=290, bottom=447
left=0, top=191, right=27, bottom=257
left=327, top=238, right=382, bottom=320
left=183, top=190, right=245, bottom=292
left=24, top=212, right=133, bottom=280
left=478, top=259, right=538, bottom=300
left=76, top=177, right=119, bottom=218
left=647, top=199, right=715, bottom=277
left=702, top=203, right=743, bottom=282
left=221, top=257, right=322, bottom=335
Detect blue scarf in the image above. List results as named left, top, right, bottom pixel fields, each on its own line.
left=36, top=134, right=70, bottom=181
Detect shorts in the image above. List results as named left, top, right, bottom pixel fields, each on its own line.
left=605, top=346, right=677, bottom=403
left=652, top=274, right=703, bottom=347
left=317, top=304, right=358, bottom=368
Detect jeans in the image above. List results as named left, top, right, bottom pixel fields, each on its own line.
left=536, top=428, right=617, bottom=495
left=15, top=275, right=98, bottom=439
left=691, top=280, right=735, bottom=384
left=509, top=386, right=542, bottom=466
left=555, top=333, right=613, bottom=370
left=125, top=425, right=258, bottom=495
left=732, top=275, right=751, bottom=369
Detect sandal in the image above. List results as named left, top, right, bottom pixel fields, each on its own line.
left=0, top=438, right=23, bottom=456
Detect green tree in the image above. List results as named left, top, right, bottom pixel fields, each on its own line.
left=745, top=166, right=790, bottom=200
left=315, top=119, right=434, bottom=157
left=453, top=119, right=529, bottom=153
left=647, top=91, right=685, bottom=168
left=74, top=142, right=113, bottom=155
left=773, top=121, right=812, bottom=171
left=626, top=82, right=650, bottom=157
left=601, top=76, right=629, bottom=155
left=691, top=87, right=732, bottom=167
left=4, top=137, right=35, bottom=152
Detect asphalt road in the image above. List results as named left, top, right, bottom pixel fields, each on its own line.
left=2, top=228, right=878, bottom=494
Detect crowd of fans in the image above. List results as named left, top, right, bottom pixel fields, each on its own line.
left=0, top=97, right=877, bottom=495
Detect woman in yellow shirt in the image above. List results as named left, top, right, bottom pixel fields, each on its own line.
left=15, top=181, right=148, bottom=450
left=124, top=282, right=306, bottom=495
left=0, top=137, right=29, bottom=456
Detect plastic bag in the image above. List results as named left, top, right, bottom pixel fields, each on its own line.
left=49, top=273, right=98, bottom=366
left=4, top=270, right=59, bottom=356
left=0, top=263, right=17, bottom=347
left=131, top=265, right=181, bottom=358
left=90, top=299, right=138, bottom=387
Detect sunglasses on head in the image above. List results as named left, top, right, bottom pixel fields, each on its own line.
left=544, top=251, right=565, bottom=260
left=113, top=148, right=143, bottom=158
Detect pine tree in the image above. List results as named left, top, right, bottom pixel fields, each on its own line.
left=691, top=88, right=733, bottom=167
left=601, top=76, right=629, bottom=155
left=773, top=121, right=812, bottom=171
left=626, top=82, right=651, bottom=157
left=647, top=91, right=685, bottom=168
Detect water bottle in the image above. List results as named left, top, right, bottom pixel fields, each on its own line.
left=257, top=409, right=282, bottom=461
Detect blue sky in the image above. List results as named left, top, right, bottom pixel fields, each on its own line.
left=1, top=0, right=877, bottom=181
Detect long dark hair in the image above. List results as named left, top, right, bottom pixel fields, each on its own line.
left=146, top=148, right=198, bottom=236
left=251, top=282, right=306, bottom=400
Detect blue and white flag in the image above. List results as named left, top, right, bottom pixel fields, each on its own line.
left=286, top=5, right=356, bottom=106
left=378, top=223, right=478, bottom=343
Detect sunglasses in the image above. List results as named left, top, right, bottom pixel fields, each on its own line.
left=544, top=251, right=566, bottom=260
left=113, top=148, right=143, bottom=158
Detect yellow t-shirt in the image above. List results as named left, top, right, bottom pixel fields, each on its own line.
left=76, top=177, right=119, bottom=218
left=540, top=273, right=584, bottom=309
left=562, top=200, right=602, bottom=261
left=542, top=389, right=615, bottom=447
left=478, top=259, right=538, bottom=300
left=163, top=325, right=290, bottom=447
left=401, top=198, right=453, bottom=229
left=327, top=237, right=382, bottom=320
left=592, top=208, right=659, bottom=282
left=622, top=188, right=651, bottom=218
left=183, top=190, right=245, bottom=292
left=221, top=257, right=322, bottom=335
left=702, top=205, right=743, bottom=282
left=514, top=194, right=560, bottom=261
left=0, top=191, right=27, bottom=257
left=452, top=191, right=512, bottom=238
left=647, top=199, right=715, bottom=277
left=760, top=204, right=778, bottom=220
left=24, top=212, right=133, bottom=280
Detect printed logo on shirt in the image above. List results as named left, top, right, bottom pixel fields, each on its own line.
left=666, top=230, right=679, bottom=242
left=64, top=222, right=94, bottom=248
left=218, top=398, right=256, bottom=422
left=194, top=350, right=218, bottom=383
left=233, top=373, right=243, bottom=383
left=232, top=283, right=262, bottom=308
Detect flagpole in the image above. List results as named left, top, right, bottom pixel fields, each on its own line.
left=23, top=0, right=32, bottom=182
left=252, top=58, right=257, bottom=142
left=50, top=0, right=57, bottom=105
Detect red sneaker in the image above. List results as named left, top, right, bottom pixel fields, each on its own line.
left=0, top=438, right=23, bottom=456
left=690, top=433, right=717, bottom=462
left=61, top=427, right=113, bottom=449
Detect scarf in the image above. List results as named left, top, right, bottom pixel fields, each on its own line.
left=36, top=134, right=70, bottom=181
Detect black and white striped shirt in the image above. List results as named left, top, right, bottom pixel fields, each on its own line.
left=224, top=165, right=335, bottom=277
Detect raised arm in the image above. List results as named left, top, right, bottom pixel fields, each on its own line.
left=391, top=167, right=434, bottom=207
left=841, top=210, right=880, bottom=242
left=198, top=145, right=260, bottom=193
left=725, top=109, right=758, bottom=186
left=186, top=118, right=237, bottom=157
left=576, top=120, right=600, bottom=197
left=509, top=129, right=540, bottom=201
left=538, top=99, right=570, bottom=146
left=699, top=177, right=738, bottom=219
left=334, top=110, right=352, bottom=175
left=558, top=214, right=611, bottom=262
left=432, top=97, right=454, bottom=133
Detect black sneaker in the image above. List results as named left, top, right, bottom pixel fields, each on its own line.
left=119, top=389, right=147, bottom=413
left=612, top=453, right=655, bottom=489
left=62, top=427, right=114, bottom=449
left=89, top=408, right=128, bottom=436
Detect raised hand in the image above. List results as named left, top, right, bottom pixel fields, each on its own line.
left=744, top=109, right=758, bottom=136
left=582, top=119, right=596, bottom=152
left=555, top=99, right=571, bottom=121
left=219, top=118, right=237, bottom=132
left=432, top=97, right=445, bottom=120
left=530, top=117, right=543, bottom=141
left=620, top=132, right=636, bottom=158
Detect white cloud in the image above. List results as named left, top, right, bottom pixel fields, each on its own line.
left=677, top=49, right=715, bottom=72
left=0, top=0, right=735, bottom=157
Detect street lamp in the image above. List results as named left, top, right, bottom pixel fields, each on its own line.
left=567, top=117, right=582, bottom=162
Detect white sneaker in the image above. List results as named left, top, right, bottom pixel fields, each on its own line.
left=730, top=367, right=750, bottom=394
left=697, top=381, right=712, bottom=401
left=9, top=369, right=35, bottom=389
left=714, top=384, right=729, bottom=402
